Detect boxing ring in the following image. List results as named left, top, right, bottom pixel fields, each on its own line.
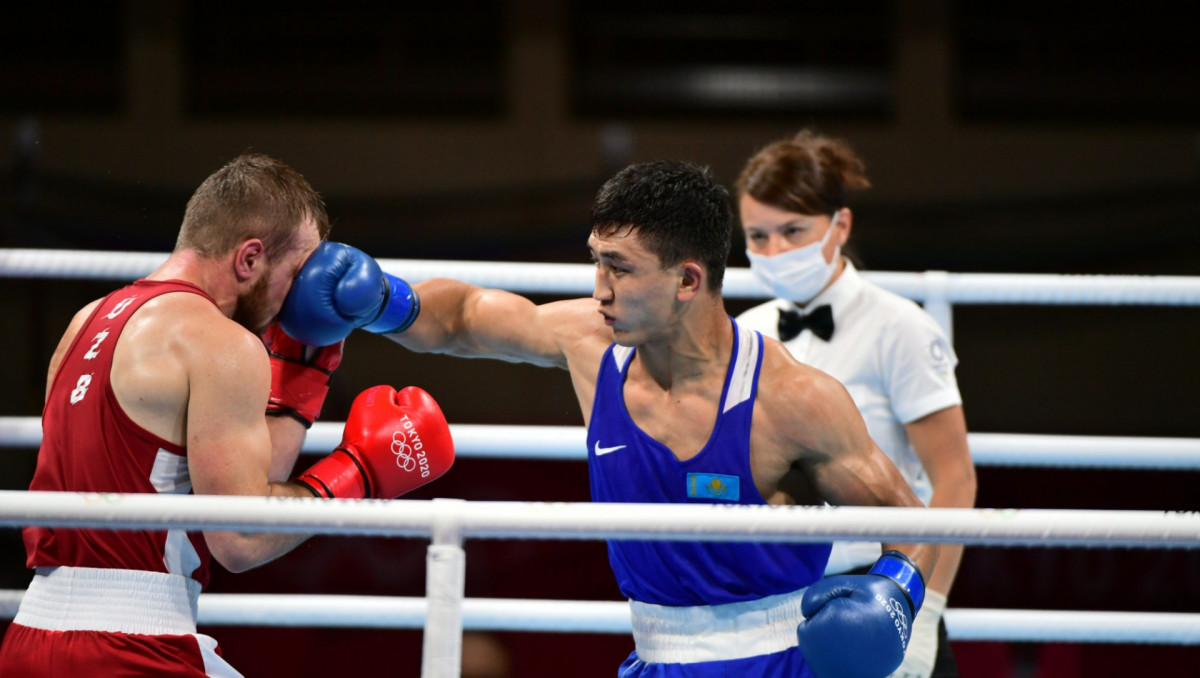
left=3, top=249, right=1200, bottom=678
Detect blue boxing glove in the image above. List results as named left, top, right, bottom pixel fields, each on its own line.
left=279, top=241, right=420, bottom=347
left=796, top=551, right=926, bottom=678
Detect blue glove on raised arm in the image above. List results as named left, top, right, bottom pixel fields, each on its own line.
left=279, top=241, right=420, bottom=347
left=796, top=550, right=926, bottom=678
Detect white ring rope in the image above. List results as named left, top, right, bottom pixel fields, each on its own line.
left=1, top=491, right=1198, bottom=548
left=0, top=494, right=1198, bottom=645
left=2, top=417, right=1198, bottom=470
left=0, top=590, right=1195, bottom=645
left=5, top=249, right=1200, bottom=657
left=4, top=248, right=1200, bottom=304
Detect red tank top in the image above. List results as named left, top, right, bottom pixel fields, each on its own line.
left=25, top=279, right=216, bottom=588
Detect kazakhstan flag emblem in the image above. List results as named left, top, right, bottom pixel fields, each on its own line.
left=686, top=473, right=740, bottom=501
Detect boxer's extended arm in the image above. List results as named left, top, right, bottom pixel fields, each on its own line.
left=389, top=278, right=601, bottom=369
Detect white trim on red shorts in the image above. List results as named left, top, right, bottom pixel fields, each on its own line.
left=15, top=566, right=201, bottom=635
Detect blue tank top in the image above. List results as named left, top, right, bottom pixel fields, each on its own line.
left=587, top=318, right=831, bottom=606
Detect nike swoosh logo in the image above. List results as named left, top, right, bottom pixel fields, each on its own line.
left=594, top=441, right=627, bottom=456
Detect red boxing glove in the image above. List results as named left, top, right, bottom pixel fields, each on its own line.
left=262, top=324, right=344, bottom=428
left=297, top=385, right=455, bottom=499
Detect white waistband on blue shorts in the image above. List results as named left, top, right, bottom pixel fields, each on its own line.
left=15, top=566, right=201, bottom=635
left=630, top=587, right=807, bottom=664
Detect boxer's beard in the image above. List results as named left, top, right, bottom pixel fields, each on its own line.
left=232, top=271, right=273, bottom=335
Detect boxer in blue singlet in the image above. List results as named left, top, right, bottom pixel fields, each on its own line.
left=289, top=160, right=941, bottom=678
left=589, top=319, right=827, bottom=676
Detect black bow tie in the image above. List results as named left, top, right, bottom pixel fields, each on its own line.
left=778, top=305, right=834, bottom=342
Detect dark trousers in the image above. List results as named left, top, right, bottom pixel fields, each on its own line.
left=932, top=616, right=958, bottom=678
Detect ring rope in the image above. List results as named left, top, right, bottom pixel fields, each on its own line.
left=0, top=590, right=1194, bottom=644
left=1, top=491, right=1197, bottom=548
left=4, top=248, right=1200, bottom=304
left=5, top=417, right=1199, bottom=470
left=5, top=249, right=1200, bottom=659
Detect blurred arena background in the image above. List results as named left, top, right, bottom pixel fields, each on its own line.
left=1, top=2, right=1198, bottom=676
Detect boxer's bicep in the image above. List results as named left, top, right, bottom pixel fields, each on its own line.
left=775, top=365, right=919, bottom=509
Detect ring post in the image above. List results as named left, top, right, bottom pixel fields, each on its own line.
left=922, top=269, right=954, bottom=342
left=421, top=498, right=467, bottom=678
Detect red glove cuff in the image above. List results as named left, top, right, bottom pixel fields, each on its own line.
left=296, top=448, right=370, bottom=499
left=267, top=357, right=333, bottom=428
left=262, top=324, right=344, bottom=427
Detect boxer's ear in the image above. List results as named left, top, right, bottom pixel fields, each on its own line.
left=676, top=261, right=705, bottom=302
left=234, top=239, right=266, bottom=282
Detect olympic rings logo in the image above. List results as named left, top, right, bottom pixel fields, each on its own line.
left=391, top=430, right=417, bottom=472
left=875, top=593, right=911, bottom=648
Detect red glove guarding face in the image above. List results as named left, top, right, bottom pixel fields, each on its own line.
left=261, top=324, right=345, bottom=428
left=297, top=385, right=455, bottom=499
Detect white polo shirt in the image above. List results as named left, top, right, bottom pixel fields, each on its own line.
left=736, top=261, right=962, bottom=573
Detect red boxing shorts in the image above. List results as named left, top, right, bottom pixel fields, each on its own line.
left=0, top=566, right=241, bottom=677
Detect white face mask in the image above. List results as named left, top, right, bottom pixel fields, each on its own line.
left=746, top=212, right=840, bottom=303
